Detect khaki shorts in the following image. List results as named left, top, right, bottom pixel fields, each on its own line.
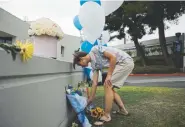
left=111, top=59, right=134, bottom=89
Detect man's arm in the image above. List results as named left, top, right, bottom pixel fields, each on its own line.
left=103, top=51, right=117, bottom=76
left=102, top=51, right=117, bottom=86
left=90, top=70, right=99, bottom=99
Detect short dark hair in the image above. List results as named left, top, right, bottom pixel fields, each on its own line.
left=73, top=51, right=88, bottom=69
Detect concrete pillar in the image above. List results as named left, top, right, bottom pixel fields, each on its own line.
left=124, top=37, right=126, bottom=44
left=183, top=33, right=185, bottom=72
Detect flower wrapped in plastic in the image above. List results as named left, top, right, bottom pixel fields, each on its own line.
left=66, top=85, right=91, bottom=127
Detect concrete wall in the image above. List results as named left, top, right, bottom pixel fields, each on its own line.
left=57, top=34, right=81, bottom=62
left=0, top=8, right=30, bottom=42
left=0, top=50, right=83, bottom=127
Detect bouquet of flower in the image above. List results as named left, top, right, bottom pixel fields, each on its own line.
left=28, top=18, right=64, bottom=40
left=0, top=40, right=33, bottom=62
left=66, top=84, right=91, bottom=127
left=77, top=81, right=90, bottom=97
left=90, top=107, right=104, bottom=119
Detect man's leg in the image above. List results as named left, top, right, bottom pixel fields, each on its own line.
left=100, top=60, right=134, bottom=120
left=103, top=84, right=114, bottom=118
left=93, top=84, right=113, bottom=126
left=111, top=60, right=134, bottom=115
left=113, top=90, right=128, bottom=115
left=102, top=85, right=128, bottom=117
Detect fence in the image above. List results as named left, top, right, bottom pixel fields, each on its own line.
left=124, top=41, right=176, bottom=57
left=0, top=50, right=83, bottom=127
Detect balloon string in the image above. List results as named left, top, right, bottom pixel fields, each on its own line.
left=80, top=30, right=83, bottom=42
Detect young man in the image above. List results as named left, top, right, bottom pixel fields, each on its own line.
left=73, top=45, right=134, bottom=125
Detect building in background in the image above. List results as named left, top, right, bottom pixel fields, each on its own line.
left=112, top=34, right=185, bottom=57
left=111, top=34, right=185, bottom=71
left=0, top=8, right=29, bottom=44
left=0, top=7, right=80, bottom=63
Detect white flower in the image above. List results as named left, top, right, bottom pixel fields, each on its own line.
left=28, top=29, right=34, bottom=36
left=35, top=23, right=41, bottom=30
left=51, top=31, right=57, bottom=37
left=35, top=30, right=42, bottom=36
left=40, top=28, right=45, bottom=35
left=45, top=28, right=51, bottom=36
left=28, top=18, right=64, bottom=40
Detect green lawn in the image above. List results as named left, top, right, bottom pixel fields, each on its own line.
left=90, top=86, right=185, bottom=127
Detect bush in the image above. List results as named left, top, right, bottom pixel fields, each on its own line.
left=132, top=65, right=178, bottom=74
left=133, top=57, right=143, bottom=66
left=133, top=55, right=169, bottom=66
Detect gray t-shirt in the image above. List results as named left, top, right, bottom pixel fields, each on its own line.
left=89, top=45, right=132, bottom=72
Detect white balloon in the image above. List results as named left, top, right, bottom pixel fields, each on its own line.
left=101, top=31, right=110, bottom=43
left=98, top=71, right=102, bottom=82
left=79, top=1, right=105, bottom=42
left=90, top=70, right=93, bottom=80
left=101, top=0, right=124, bottom=16
left=90, top=70, right=102, bottom=82
left=83, top=28, right=97, bottom=44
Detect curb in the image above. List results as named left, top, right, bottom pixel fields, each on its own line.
left=129, top=73, right=185, bottom=76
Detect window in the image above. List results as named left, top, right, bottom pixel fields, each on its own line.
left=61, top=46, right=64, bottom=57
left=0, top=37, right=12, bottom=44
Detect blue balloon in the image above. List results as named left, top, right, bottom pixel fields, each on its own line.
left=93, top=40, right=98, bottom=46
left=73, top=15, right=82, bottom=30
left=83, top=68, right=91, bottom=80
left=81, top=41, right=93, bottom=53
left=80, top=0, right=101, bottom=6
left=103, top=43, right=108, bottom=47
left=93, top=40, right=107, bottom=47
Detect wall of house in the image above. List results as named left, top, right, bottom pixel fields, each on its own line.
left=57, top=34, right=81, bottom=62
left=0, top=8, right=30, bottom=42
left=0, top=50, right=83, bottom=127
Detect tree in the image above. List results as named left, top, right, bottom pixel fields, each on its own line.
left=105, top=1, right=149, bottom=66
left=143, top=1, right=185, bottom=65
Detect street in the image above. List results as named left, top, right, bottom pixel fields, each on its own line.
left=125, top=76, right=185, bottom=88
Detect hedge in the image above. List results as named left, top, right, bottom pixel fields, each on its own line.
left=132, top=65, right=179, bottom=74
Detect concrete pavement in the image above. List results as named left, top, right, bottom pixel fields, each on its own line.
left=125, top=76, right=185, bottom=88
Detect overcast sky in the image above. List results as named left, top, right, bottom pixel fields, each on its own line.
left=1, top=0, right=185, bottom=46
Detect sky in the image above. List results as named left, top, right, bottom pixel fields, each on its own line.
left=1, top=0, right=185, bottom=46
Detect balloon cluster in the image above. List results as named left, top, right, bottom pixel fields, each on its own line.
left=73, top=0, right=124, bottom=80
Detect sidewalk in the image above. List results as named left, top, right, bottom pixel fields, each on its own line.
left=125, top=76, right=185, bottom=88
left=127, top=76, right=185, bottom=83
left=129, top=73, right=185, bottom=77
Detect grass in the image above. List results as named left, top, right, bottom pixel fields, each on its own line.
left=90, top=86, right=185, bottom=127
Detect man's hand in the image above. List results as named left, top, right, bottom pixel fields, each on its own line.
left=104, top=74, right=112, bottom=86
left=87, top=96, right=94, bottom=106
